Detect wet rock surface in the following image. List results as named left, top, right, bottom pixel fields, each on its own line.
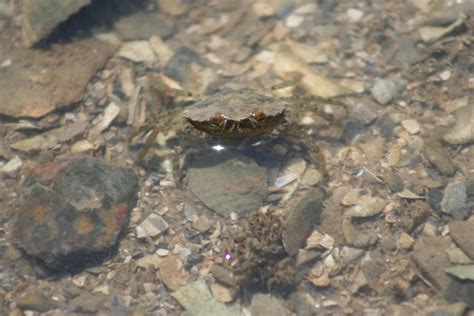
left=0, top=0, right=473, bottom=314
left=11, top=157, right=138, bottom=269
left=187, top=153, right=268, bottom=216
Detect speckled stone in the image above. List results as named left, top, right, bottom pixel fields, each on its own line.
left=11, top=157, right=138, bottom=270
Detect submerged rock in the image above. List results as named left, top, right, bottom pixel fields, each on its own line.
left=11, top=157, right=138, bottom=270
left=187, top=153, right=268, bottom=216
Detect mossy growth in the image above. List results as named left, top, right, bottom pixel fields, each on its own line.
left=215, top=209, right=296, bottom=293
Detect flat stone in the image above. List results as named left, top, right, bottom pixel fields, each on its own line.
left=71, top=140, right=95, bottom=154
left=210, top=282, right=237, bottom=303
left=211, top=264, right=237, bottom=287
left=138, top=213, right=169, bottom=238
left=11, top=157, right=138, bottom=270
left=192, top=215, right=212, bottom=233
left=443, top=103, right=474, bottom=145
left=422, top=302, right=466, bottom=316
left=340, top=247, right=365, bottom=266
left=342, top=218, right=378, bottom=249
left=441, top=182, right=468, bottom=220
left=413, top=236, right=452, bottom=289
left=0, top=39, right=117, bottom=118
left=423, top=140, right=457, bottom=176
left=68, top=292, right=107, bottom=313
left=418, top=14, right=467, bottom=44
left=445, top=265, right=474, bottom=281
left=136, top=253, right=161, bottom=270
left=446, top=247, right=473, bottom=264
left=187, top=154, right=268, bottom=216
left=283, top=188, right=325, bottom=255
left=89, top=102, right=120, bottom=137
left=1, top=155, right=22, bottom=173
left=301, top=166, right=322, bottom=187
left=344, top=195, right=386, bottom=219
left=398, top=232, right=415, bottom=250
left=10, top=119, right=87, bottom=153
left=401, top=119, right=420, bottom=134
left=159, top=255, right=188, bottom=291
left=449, top=221, right=474, bottom=260
left=118, top=41, right=156, bottom=63
left=172, top=280, right=240, bottom=316
left=249, top=293, right=290, bottom=316
left=16, top=290, right=57, bottom=312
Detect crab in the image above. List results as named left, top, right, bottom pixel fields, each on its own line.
left=129, top=88, right=348, bottom=180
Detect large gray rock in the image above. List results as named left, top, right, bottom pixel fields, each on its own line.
left=187, top=154, right=268, bottom=216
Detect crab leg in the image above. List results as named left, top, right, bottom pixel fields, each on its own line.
left=284, top=125, right=327, bottom=177
left=309, top=108, right=350, bottom=144
left=137, top=126, right=161, bottom=161
left=283, top=96, right=350, bottom=144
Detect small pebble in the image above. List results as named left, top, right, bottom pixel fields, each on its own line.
left=346, top=8, right=364, bottom=22
left=136, top=254, right=161, bottom=269
left=118, top=41, right=155, bottom=63
left=344, top=195, right=386, bottom=218
left=301, top=167, right=322, bottom=186
left=157, top=248, right=170, bottom=257
left=340, top=247, right=365, bottom=266
left=71, top=140, right=95, bottom=154
left=137, top=213, right=169, bottom=238
left=210, top=282, right=236, bottom=303
left=371, top=78, right=407, bottom=105
left=439, top=70, right=451, bottom=81
left=192, top=215, right=212, bottom=233
left=286, top=14, right=304, bottom=28
left=401, top=119, right=420, bottom=134
left=398, top=232, right=415, bottom=250
left=352, top=102, right=378, bottom=125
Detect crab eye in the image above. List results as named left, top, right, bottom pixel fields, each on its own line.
left=224, top=252, right=232, bottom=261
left=213, top=113, right=226, bottom=122
left=251, top=111, right=265, bottom=120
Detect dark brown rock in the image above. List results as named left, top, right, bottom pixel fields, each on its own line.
left=11, top=157, right=138, bottom=270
